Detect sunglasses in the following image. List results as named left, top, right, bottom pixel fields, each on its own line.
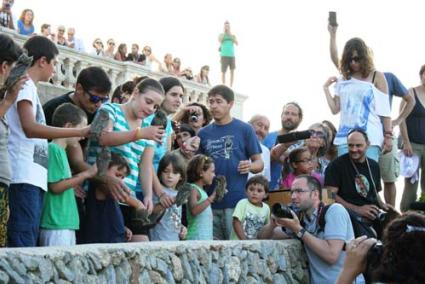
left=85, top=90, right=109, bottom=104
left=310, top=130, right=325, bottom=139
left=350, top=56, right=361, bottom=63
left=108, top=42, right=115, bottom=46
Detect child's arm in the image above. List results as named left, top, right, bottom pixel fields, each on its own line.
left=49, top=165, right=97, bottom=194
left=179, top=225, right=187, bottom=240
left=18, top=100, right=89, bottom=139
left=139, top=147, right=155, bottom=213
left=188, top=189, right=216, bottom=216
left=99, top=122, right=165, bottom=146
left=232, top=217, right=247, bottom=240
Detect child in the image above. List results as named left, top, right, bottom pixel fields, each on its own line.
left=83, top=153, right=134, bottom=243
left=230, top=175, right=270, bottom=240
left=186, top=154, right=216, bottom=240
left=149, top=152, right=187, bottom=241
left=6, top=36, right=90, bottom=247
left=39, top=103, right=97, bottom=246
left=280, top=147, right=323, bottom=190
left=0, top=34, right=27, bottom=247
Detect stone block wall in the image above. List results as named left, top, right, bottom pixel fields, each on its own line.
left=0, top=240, right=309, bottom=284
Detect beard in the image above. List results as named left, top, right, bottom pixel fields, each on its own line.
left=281, top=119, right=299, bottom=132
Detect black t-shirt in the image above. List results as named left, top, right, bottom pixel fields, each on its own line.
left=125, top=53, right=146, bottom=64
left=42, top=92, right=95, bottom=125
left=324, top=154, right=381, bottom=206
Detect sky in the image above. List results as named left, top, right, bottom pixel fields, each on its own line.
left=12, top=0, right=425, bottom=132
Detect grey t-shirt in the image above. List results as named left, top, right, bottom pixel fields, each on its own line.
left=149, top=188, right=182, bottom=241
left=0, top=118, right=10, bottom=186
left=303, top=203, right=364, bottom=284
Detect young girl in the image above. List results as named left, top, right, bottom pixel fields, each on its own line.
left=186, top=154, right=216, bottom=240
left=87, top=77, right=165, bottom=242
left=280, top=147, right=323, bottom=190
left=149, top=152, right=187, bottom=241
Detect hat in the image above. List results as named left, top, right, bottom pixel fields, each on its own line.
left=399, top=151, right=419, bottom=178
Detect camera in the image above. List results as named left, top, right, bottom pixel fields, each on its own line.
left=272, top=203, right=294, bottom=219
left=376, top=210, right=387, bottom=222
left=189, top=111, right=199, bottom=123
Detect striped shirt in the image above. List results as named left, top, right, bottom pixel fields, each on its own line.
left=87, top=103, right=154, bottom=192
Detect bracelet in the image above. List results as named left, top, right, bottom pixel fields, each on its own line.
left=134, top=127, right=142, bottom=140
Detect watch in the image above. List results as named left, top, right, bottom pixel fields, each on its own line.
left=296, top=228, right=306, bottom=239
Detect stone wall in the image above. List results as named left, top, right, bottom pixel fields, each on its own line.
left=0, top=240, right=309, bottom=284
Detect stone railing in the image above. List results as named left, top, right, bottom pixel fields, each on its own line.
left=1, top=27, right=247, bottom=119
left=0, top=240, right=308, bottom=283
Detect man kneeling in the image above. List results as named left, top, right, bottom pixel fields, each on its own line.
left=259, top=175, right=364, bottom=284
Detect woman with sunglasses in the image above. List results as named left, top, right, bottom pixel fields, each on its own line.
left=305, top=123, right=329, bottom=176
left=91, top=38, right=104, bottom=56
left=323, top=37, right=392, bottom=162
left=104, top=39, right=116, bottom=59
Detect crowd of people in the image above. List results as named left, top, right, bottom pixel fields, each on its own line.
left=0, top=0, right=217, bottom=86
left=1, top=4, right=425, bottom=283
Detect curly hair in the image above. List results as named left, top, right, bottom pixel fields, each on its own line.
left=372, top=212, right=425, bottom=284
left=339, top=38, right=374, bottom=80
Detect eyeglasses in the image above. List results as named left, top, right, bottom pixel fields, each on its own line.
left=85, top=90, right=109, bottom=104
left=295, top=158, right=313, bottom=164
left=95, top=41, right=102, bottom=44
left=290, top=188, right=313, bottom=195
left=350, top=56, right=361, bottom=63
left=310, top=130, right=325, bottom=139
left=108, top=42, right=115, bottom=46
left=58, top=29, right=65, bottom=32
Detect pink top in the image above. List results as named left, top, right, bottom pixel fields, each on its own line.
left=281, top=172, right=323, bottom=190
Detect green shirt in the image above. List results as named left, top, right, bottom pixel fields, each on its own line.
left=230, top=198, right=270, bottom=240
left=41, top=142, right=79, bottom=230
left=220, top=33, right=236, bottom=57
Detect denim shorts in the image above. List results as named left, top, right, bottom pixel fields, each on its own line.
left=7, top=183, right=44, bottom=247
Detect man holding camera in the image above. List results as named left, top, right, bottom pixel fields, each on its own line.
left=263, top=102, right=303, bottom=190
left=259, top=175, right=363, bottom=284
left=324, top=129, right=393, bottom=239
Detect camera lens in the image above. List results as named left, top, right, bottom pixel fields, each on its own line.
left=272, top=203, right=293, bottom=219
left=189, top=111, right=199, bottom=122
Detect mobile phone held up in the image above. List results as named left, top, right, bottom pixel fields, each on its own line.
left=329, top=11, right=338, bottom=27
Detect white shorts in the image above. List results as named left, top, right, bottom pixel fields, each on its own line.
left=39, top=229, right=76, bottom=246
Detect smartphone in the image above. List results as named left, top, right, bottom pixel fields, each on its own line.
left=277, top=130, right=312, bottom=144
left=328, top=11, right=338, bottom=27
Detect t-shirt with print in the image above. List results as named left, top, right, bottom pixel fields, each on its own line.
left=302, top=203, right=364, bottom=284
left=149, top=187, right=182, bottom=241
left=86, top=103, right=154, bottom=192
left=230, top=198, right=270, bottom=240
left=198, top=118, right=262, bottom=209
left=333, top=78, right=391, bottom=147
left=135, top=114, right=173, bottom=193
left=6, top=79, right=48, bottom=191
left=324, top=153, right=381, bottom=207
left=41, top=143, right=79, bottom=229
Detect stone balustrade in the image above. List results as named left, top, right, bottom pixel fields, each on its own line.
left=0, top=240, right=309, bottom=284
left=1, top=27, right=247, bottom=119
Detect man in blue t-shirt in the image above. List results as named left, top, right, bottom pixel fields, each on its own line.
left=198, top=85, right=263, bottom=240
left=263, top=102, right=303, bottom=190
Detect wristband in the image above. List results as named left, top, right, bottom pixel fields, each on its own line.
left=134, top=127, right=142, bottom=140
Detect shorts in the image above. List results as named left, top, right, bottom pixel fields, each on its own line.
left=39, top=229, right=76, bottom=246
left=378, top=137, right=399, bottom=183
left=7, top=183, right=44, bottom=247
left=221, top=56, right=236, bottom=73
left=212, top=208, right=234, bottom=240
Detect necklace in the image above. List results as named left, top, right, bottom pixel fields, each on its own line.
left=349, top=157, right=378, bottom=197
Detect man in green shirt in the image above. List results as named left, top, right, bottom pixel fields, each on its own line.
left=219, top=21, right=238, bottom=87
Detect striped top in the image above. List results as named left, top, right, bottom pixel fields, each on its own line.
left=87, top=103, right=154, bottom=191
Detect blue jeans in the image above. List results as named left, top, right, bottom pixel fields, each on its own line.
left=7, top=184, right=44, bottom=247
left=337, top=144, right=380, bottom=162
